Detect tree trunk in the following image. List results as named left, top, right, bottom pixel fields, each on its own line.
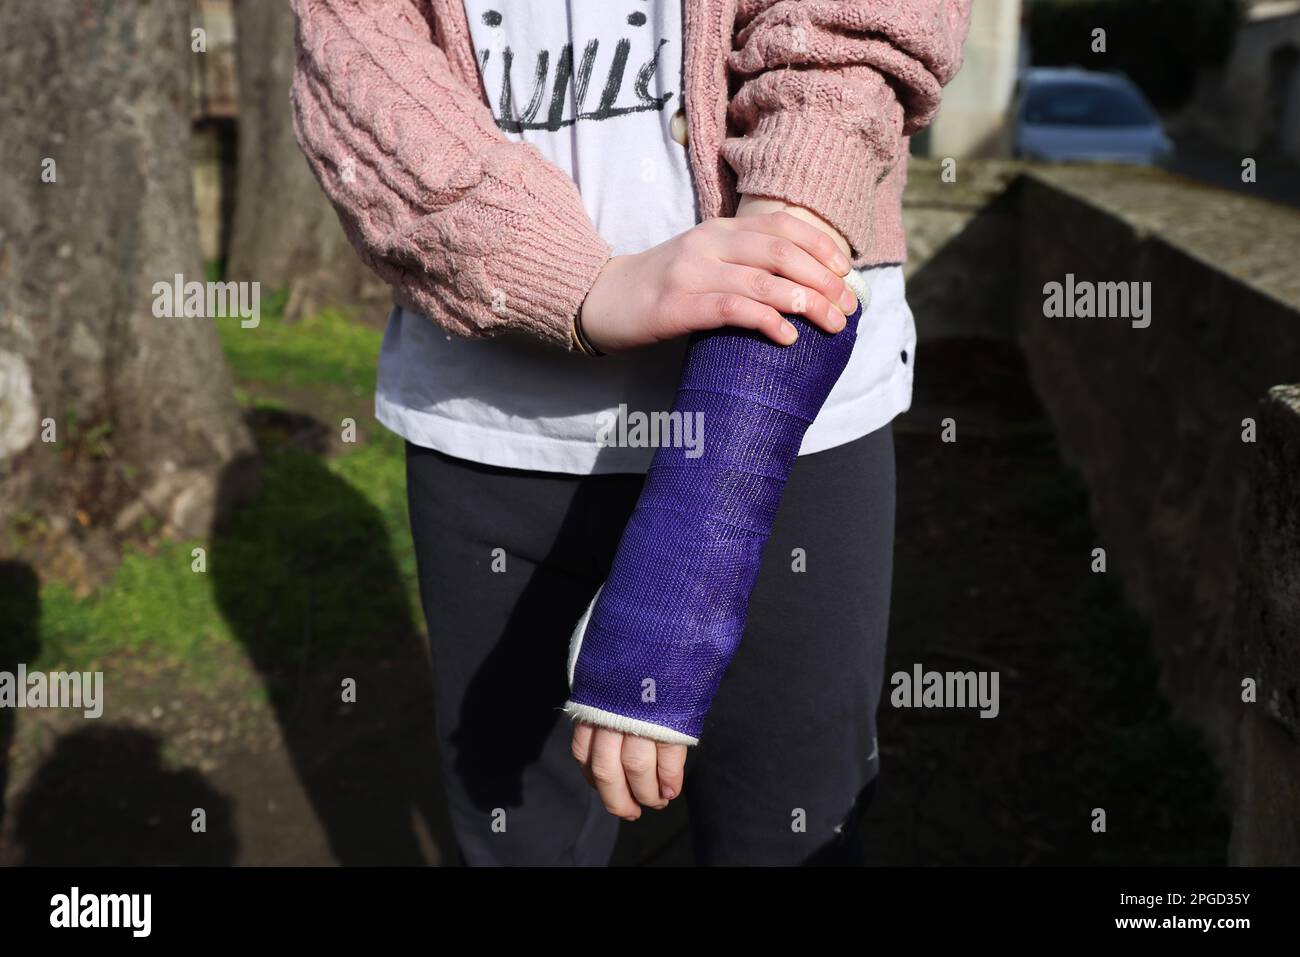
left=226, top=0, right=386, bottom=319
left=0, top=0, right=253, bottom=591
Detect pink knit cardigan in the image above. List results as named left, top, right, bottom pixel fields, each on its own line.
left=289, top=0, right=971, bottom=350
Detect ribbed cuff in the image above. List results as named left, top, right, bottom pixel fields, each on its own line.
left=722, top=111, right=895, bottom=262
left=493, top=184, right=613, bottom=351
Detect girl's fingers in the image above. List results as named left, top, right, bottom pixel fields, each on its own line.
left=621, top=736, right=668, bottom=810
left=590, top=728, right=640, bottom=820
left=716, top=231, right=858, bottom=317
left=656, top=743, right=687, bottom=801
left=713, top=264, right=845, bottom=334
left=574, top=722, right=683, bottom=810
left=571, top=722, right=595, bottom=789
left=685, top=292, right=797, bottom=345
left=716, top=210, right=851, bottom=276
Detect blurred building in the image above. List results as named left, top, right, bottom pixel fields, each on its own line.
left=191, top=0, right=238, bottom=265
left=1185, top=0, right=1300, bottom=160
left=916, top=0, right=1025, bottom=158
left=192, top=0, right=238, bottom=120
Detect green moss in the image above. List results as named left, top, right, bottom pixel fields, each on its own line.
left=34, top=540, right=231, bottom=674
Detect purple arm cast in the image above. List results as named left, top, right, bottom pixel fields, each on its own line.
left=563, top=274, right=869, bottom=744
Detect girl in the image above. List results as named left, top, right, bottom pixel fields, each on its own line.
left=289, top=0, right=970, bottom=865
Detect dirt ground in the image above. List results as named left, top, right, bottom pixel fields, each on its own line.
left=0, top=337, right=1227, bottom=866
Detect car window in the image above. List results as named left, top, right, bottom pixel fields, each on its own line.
left=1022, top=81, right=1157, bottom=127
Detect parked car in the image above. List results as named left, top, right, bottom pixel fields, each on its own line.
left=1012, top=67, right=1175, bottom=166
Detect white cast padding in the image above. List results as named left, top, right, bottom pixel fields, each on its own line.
left=564, top=584, right=700, bottom=747
left=844, top=268, right=871, bottom=311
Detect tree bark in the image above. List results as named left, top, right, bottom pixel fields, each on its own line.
left=226, top=0, right=386, bottom=319
left=0, top=0, right=253, bottom=590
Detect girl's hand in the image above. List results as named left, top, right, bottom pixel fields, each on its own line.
left=570, top=722, right=688, bottom=820
left=578, top=203, right=856, bottom=354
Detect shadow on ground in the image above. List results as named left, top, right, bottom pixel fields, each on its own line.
left=861, top=337, right=1229, bottom=865
left=208, top=408, right=456, bottom=864
left=1, top=562, right=240, bottom=865
left=11, top=726, right=238, bottom=866
left=0, top=562, right=40, bottom=841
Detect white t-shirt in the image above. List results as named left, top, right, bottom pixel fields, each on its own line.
left=375, top=0, right=916, bottom=474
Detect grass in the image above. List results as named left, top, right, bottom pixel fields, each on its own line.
left=23, top=292, right=420, bottom=679
left=215, top=297, right=380, bottom=395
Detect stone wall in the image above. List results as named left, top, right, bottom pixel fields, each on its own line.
left=1229, top=385, right=1300, bottom=863
left=1015, top=165, right=1300, bottom=861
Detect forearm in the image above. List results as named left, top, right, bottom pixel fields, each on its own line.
left=289, top=0, right=610, bottom=348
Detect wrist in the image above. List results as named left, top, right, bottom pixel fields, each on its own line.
left=736, top=194, right=852, bottom=260
left=571, top=306, right=605, bottom=357
left=576, top=254, right=629, bottom=355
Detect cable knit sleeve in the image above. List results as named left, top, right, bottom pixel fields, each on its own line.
left=722, top=0, right=972, bottom=260
left=288, top=0, right=612, bottom=348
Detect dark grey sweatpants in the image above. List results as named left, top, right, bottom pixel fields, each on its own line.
left=405, top=424, right=895, bottom=866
